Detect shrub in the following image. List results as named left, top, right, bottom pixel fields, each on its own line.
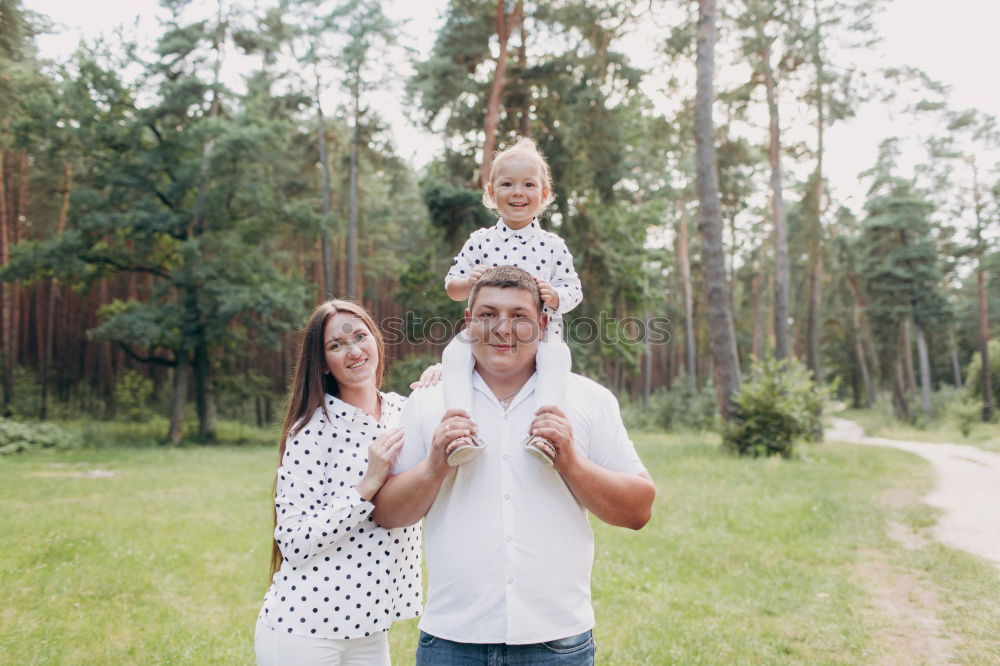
left=722, top=358, right=827, bottom=458
left=0, top=419, right=83, bottom=455
left=963, top=339, right=1000, bottom=415
left=382, top=354, right=442, bottom=396
left=113, top=370, right=155, bottom=422
left=947, top=398, right=980, bottom=438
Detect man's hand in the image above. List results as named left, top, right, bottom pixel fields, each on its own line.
left=533, top=276, right=560, bottom=309
left=430, top=409, right=478, bottom=474
left=529, top=405, right=577, bottom=471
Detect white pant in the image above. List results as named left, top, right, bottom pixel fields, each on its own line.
left=254, top=618, right=391, bottom=666
left=442, top=328, right=571, bottom=415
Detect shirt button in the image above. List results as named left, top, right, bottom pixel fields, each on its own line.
left=503, top=414, right=508, bottom=420
left=504, top=493, right=510, bottom=500
left=507, top=577, right=513, bottom=584
left=503, top=454, right=509, bottom=461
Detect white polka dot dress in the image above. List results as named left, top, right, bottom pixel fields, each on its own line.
left=258, top=392, right=421, bottom=640
left=446, top=219, right=583, bottom=333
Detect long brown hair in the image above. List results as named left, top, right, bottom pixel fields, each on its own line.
left=268, top=299, right=387, bottom=579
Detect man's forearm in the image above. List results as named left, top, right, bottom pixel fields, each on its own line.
left=372, top=460, right=450, bottom=528
left=560, top=460, right=655, bottom=530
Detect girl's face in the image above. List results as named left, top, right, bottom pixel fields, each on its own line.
left=323, top=313, right=379, bottom=393
left=489, top=157, right=549, bottom=229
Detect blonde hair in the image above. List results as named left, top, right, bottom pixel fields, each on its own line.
left=482, top=136, right=556, bottom=215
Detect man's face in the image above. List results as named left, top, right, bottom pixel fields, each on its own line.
left=465, top=286, right=547, bottom=378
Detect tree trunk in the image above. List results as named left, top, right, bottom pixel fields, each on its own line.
left=892, top=354, right=909, bottom=421
left=478, top=0, right=520, bottom=187
left=0, top=150, right=12, bottom=415
left=676, top=198, right=697, bottom=387
left=193, top=343, right=217, bottom=441
left=347, top=74, right=360, bottom=300
left=762, top=38, right=789, bottom=361
left=168, top=354, right=190, bottom=444
left=806, top=0, right=825, bottom=382
left=914, top=321, right=932, bottom=418
left=948, top=328, right=963, bottom=388
left=516, top=4, right=529, bottom=137
left=41, top=161, right=73, bottom=420
left=695, top=0, right=741, bottom=420
left=977, top=266, right=993, bottom=421
left=316, top=72, right=335, bottom=298
left=853, top=304, right=874, bottom=408
left=902, top=318, right=917, bottom=396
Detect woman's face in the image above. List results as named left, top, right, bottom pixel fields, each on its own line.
left=323, top=313, right=379, bottom=392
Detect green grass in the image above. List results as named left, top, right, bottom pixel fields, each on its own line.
left=1, top=433, right=998, bottom=664
left=842, top=407, right=1000, bottom=453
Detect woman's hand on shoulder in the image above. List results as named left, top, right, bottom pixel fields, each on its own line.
left=357, top=427, right=405, bottom=501
left=410, top=363, right=443, bottom=390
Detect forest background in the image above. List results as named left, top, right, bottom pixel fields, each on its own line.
left=1, top=0, right=999, bottom=445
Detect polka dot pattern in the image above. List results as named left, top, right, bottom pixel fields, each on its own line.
left=258, top=392, right=421, bottom=640
left=446, top=219, right=583, bottom=327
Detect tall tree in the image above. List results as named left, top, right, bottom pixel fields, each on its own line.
left=695, top=0, right=741, bottom=418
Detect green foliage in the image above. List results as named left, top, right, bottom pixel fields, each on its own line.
left=722, top=359, right=827, bottom=458
left=0, top=418, right=83, bottom=455
left=947, top=398, right=981, bottom=438
left=963, top=339, right=1000, bottom=411
left=112, top=370, right=155, bottom=422
left=620, top=383, right=718, bottom=433
left=382, top=354, right=440, bottom=397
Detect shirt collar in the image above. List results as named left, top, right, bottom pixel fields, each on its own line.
left=471, top=370, right=538, bottom=412
left=325, top=391, right=388, bottom=425
left=495, top=218, right=541, bottom=241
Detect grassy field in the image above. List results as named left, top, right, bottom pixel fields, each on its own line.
left=1, top=432, right=999, bottom=664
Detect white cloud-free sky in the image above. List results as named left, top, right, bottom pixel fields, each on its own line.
left=23, top=0, right=1000, bottom=215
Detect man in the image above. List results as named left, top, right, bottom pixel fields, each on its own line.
left=373, top=266, right=655, bottom=665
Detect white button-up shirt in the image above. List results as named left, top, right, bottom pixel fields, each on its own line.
left=259, top=393, right=422, bottom=640
left=446, top=219, right=583, bottom=317
left=393, top=372, right=646, bottom=644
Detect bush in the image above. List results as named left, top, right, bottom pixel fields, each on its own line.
left=963, top=339, right=1000, bottom=414
left=947, top=398, right=981, bottom=438
left=621, top=380, right=719, bottom=433
left=113, top=370, right=155, bottom=422
left=722, top=359, right=827, bottom=458
left=0, top=419, right=84, bottom=455
left=383, top=354, right=442, bottom=396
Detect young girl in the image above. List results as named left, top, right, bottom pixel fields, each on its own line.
left=442, top=137, right=582, bottom=466
left=255, top=300, right=422, bottom=666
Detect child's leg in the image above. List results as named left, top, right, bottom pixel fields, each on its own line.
left=441, top=329, right=484, bottom=466
left=441, top=329, right=474, bottom=413
left=534, top=336, right=570, bottom=411
left=525, top=336, right=571, bottom=466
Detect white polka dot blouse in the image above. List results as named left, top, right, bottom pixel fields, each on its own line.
left=446, top=219, right=583, bottom=314
left=257, top=392, right=421, bottom=640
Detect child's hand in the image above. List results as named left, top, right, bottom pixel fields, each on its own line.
left=469, top=265, right=490, bottom=283
left=534, top=277, right=560, bottom=309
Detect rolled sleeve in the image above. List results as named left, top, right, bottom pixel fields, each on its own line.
left=550, top=239, right=582, bottom=314
left=445, top=233, right=482, bottom=286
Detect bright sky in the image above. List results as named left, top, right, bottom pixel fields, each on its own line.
left=23, top=0, right=1000, bottom=215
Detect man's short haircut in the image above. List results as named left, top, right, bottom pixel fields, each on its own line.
left=468, top=266, right=544, bottom=313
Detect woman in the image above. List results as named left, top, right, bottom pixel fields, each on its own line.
left=255, top=300, right=428, bottom=665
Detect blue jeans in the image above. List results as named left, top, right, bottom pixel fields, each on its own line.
left=415, top=630, right=595, bottom=666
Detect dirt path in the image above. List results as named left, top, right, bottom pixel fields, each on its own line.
left=828, top=417, right=1000, bottom=570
